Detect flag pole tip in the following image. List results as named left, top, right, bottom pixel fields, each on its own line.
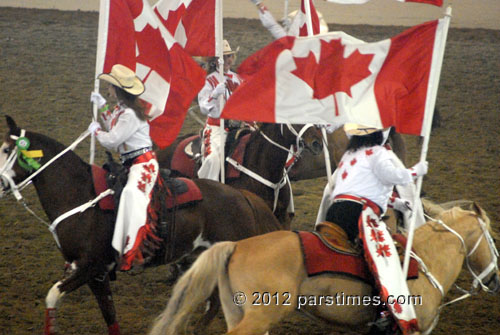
left=445, top=6, right=452, bottom=17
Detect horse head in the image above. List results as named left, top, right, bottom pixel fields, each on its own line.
left=466, top=203, right=500, bottom=293
left=281, top=124, right=323, bottom=155
left=0, top=115, right=31, bottom=195
left=0, top=115, right=64, bottom=199
left=440, top=203, right=500, bottom=294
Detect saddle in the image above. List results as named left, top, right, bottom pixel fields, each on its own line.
left=315, top=221, right=362, bottom=255
left=171, top=127, right=253, bottom=178
left=297, top=221, right=419, bottom=282
left=91, top=159, right=202, bottom=212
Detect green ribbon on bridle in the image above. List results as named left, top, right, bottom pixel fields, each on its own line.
left=15, top=137, right=43, bottom=172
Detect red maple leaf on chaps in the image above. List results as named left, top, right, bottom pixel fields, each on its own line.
left=292, top=39, right=374, bottom=100
left=376, top=244, right=392, bottom=257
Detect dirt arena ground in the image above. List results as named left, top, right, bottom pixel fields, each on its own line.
left=0, top=7, right=499, bottom=335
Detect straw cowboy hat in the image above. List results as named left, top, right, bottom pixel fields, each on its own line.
left=344, top=123, right=387, bottom=136
left=223, top=39, right=240, bottom=55
left=98, top=64, right=145, bottom=96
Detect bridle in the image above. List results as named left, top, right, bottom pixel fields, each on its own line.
left=414, top=212, right=499, bottom=334
left=226, top=123, right=315, bottom=212
left=0, top=129, right=112, bottom=248
left=0, top=129, right=90, bottom=201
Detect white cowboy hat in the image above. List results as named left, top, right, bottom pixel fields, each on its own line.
left=344, top=123, right=387, bottom=136
left=98, top=64, right=145, bottom=96
left=223, top=39, right=240, bottom=55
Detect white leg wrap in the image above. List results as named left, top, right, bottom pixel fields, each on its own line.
left=46, top=281, right=66, bottom=309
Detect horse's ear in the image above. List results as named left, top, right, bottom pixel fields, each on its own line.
left=472, top=202, right=484, bottom=217
left=5, top=115, right=20, bottom=136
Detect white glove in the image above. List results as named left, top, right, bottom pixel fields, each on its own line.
left=88, top=121, right=101, bottom=134
left=390, top=197, right=412, bottom=214
left=410, top=161, right=428, bottom=178
left=90, top=92, right=107, bottom=109
left=211, top=83, right=226, bottom=99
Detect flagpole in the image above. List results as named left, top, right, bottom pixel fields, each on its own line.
left=402, top=6, right=452, bottom=278
left=303, top=0, right=314, bottom=36
left=303, top=0, right=334, bottom=188
left=91, top=0, right=109, bottom=164
left=283, top=0, right=289, bottom=25
left=321, top=127, right=334, bottom=187
left=216, top=0, right=225, bottom=183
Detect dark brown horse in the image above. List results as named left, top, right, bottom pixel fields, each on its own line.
left=157, top=123, right=323, bottom=228
left=0, top=116, right=281, bottom=335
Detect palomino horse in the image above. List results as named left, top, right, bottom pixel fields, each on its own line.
left=0, top=116, right=281, bottom=335
left=288, top=127, right=407, bottom=181
left=156, top=123, right=323, bottom=228
left=150, top=202, right=499, bottom=335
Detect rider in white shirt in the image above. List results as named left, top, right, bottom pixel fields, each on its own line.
left=197, top=40, right=243, bottom=181
left=323, top=123, right=427, bottom=335
left=88, top=64, right=158, bottom=271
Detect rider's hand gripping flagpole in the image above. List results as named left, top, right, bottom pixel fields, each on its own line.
left=402, top=6, right=452, bottom=278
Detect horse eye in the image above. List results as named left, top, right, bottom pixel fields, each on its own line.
left=2, top=147, right=10, bottom=154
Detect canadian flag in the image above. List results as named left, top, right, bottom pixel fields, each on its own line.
left=96, top=0, right=205, bottom=148
left=325, top=0, right=443, bottom=6
left=153, top=0, right=216, bottom=56
left=289, top=0, right=322, bottom=36
left=222, top=18, right=449, bottom=136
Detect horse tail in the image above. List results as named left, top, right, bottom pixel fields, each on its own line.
left=149, top=241, right=236, bottom=335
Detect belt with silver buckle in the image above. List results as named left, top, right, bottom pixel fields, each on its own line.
left=120, top=147, right=152, bottom=164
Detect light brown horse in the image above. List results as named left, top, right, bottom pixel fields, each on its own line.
left=150, top=202, right=499, bottom=335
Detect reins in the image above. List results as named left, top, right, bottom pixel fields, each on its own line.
left=226, top=124, right=313, bottom=212
left=416, top=212, right=499, bottom=334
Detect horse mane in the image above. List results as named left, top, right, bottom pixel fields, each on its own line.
left=422, top=198, right=496, bottom=238
left=438, top=203, right=495, bottom=237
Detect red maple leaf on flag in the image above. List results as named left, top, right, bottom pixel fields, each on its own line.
left=291, top=51, right=318, bottom=89
left=292, top=39, right=374, bottom=100
left=156, top=4, right=187, bottom=36
left=135, top=25, right=172, bottom=79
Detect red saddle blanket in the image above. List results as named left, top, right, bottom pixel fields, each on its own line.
left=172, top=135, right=198, bottom=177
left=91, top=165, right=115, bottom=210
left=297, top=231, right=419, bottom=283
left=91, top=165, right=202, bottom=211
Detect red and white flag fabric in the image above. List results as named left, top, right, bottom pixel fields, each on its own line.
left=96, top=0, right=205, bottom=148
left=153, top=0, right=216, bottom=56
left=222, top=18, right=449, bottom=136
left=326, top=0, right=443, bottom=6
left=289, top=0, right=322, bottom=36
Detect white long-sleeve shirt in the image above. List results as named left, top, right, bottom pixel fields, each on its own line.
left=198, top=70, right=242, bottom=119
left=97, top=103, right=152, bottom=154
left=258, top=7, right=287, bottom=39
left=332, top=145, right=413, bottom=212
